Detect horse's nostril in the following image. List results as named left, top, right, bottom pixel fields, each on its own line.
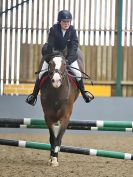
left=52, top=79, right=54, bottom=83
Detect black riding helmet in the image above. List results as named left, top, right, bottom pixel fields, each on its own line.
left=58, top=10, right=72, bottom=22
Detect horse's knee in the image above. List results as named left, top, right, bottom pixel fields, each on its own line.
left=49, top=135, right=55, bottom=144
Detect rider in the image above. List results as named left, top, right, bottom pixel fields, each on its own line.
left=26, top=10, right=93, bottom=106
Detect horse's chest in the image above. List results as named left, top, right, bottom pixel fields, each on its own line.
left=53, top=99, right=67, bottom=110
left=45, top=91, right=68, bottom=110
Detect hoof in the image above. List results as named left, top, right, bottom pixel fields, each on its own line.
left=48, top=157, right=59, bottom=167
left=47, top=158, right=52, bottom=166
left=51, top=161, right=59, bottom=167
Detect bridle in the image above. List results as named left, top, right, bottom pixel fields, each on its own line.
left=47, top=55, right=72, bottom=100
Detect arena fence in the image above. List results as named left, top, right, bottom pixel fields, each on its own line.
left=0, top=0, right=133, bottom=96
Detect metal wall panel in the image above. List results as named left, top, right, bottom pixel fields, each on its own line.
left=0, top=0, right=133, bottom=96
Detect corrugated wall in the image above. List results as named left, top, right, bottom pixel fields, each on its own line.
left=0, top=0, right=133, bottom=96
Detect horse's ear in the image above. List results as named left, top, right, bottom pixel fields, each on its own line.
left=51, top=49, right=62, bottom=56
left=52, top=48, right=55, bottom=53
left=63, top=47, right=68, bottom=57
left=42, top=43, right=49, bottom=56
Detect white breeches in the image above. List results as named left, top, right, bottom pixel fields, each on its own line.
left=39, top=61, right=48, bottom=79
left=70, top=60, right=82, bottom=81
left=39, top=60, right=82, bottom=81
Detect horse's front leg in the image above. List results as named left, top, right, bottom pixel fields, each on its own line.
left=48, top=124, right=59, bottom=167
left=53, top=118, right=70, bottom=162
left=47, top=118, right=70, bottom=167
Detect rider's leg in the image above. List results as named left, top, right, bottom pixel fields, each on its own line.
left=25, top=60, right=48, bottom=106
left=25, top=77, right=40, bottom=106
left=70, top=60, right=93, bottom=103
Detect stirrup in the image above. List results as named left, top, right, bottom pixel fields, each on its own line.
left=82, top=91, right=94, bottom=103
left=25, top=94, right=37, bottom=106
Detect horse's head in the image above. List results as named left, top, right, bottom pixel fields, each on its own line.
left=48, top=54, right=66, bottom=88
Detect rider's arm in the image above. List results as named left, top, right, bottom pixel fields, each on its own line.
left=47, top=27, right=55, bottom=51
left=67, top=27, right=79, bottom=64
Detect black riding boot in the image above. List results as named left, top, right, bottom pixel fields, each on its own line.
left=25, top=77, right=40, bottom=106
left=77, top=79, right=94, bottom=103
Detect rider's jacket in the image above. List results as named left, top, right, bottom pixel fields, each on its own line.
left=42, top=23, right=79, bottom=64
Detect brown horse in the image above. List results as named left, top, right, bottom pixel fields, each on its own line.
left=40, top=49, right=83, bottom=167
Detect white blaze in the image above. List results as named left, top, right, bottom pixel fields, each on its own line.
left=52, top=57, right=62, bottom=88
left=53, top=57, right=62, bottom=69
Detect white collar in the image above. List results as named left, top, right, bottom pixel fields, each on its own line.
left=61, top=29, right=66, bottom=37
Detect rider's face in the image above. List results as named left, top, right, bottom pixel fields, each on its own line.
left=60, top=20, right=71, bottom=30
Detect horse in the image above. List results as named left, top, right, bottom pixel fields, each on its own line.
left=39, top=49, right=84, bottom=167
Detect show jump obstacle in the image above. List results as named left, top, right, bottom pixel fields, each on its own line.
left=0, top=118, right=133, bottom=161
left=1, top=118, right=133, bottom=132
left=0, top=138, right=133, bottom=160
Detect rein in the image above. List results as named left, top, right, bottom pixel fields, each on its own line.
left=35, top=66, right=93, bottom=86
left=66, top=66, right=94, bottom=86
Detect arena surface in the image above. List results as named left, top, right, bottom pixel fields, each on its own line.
left=0, top=96, right=133, bottom=177
left=0, top=133, right=133, bottom=177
